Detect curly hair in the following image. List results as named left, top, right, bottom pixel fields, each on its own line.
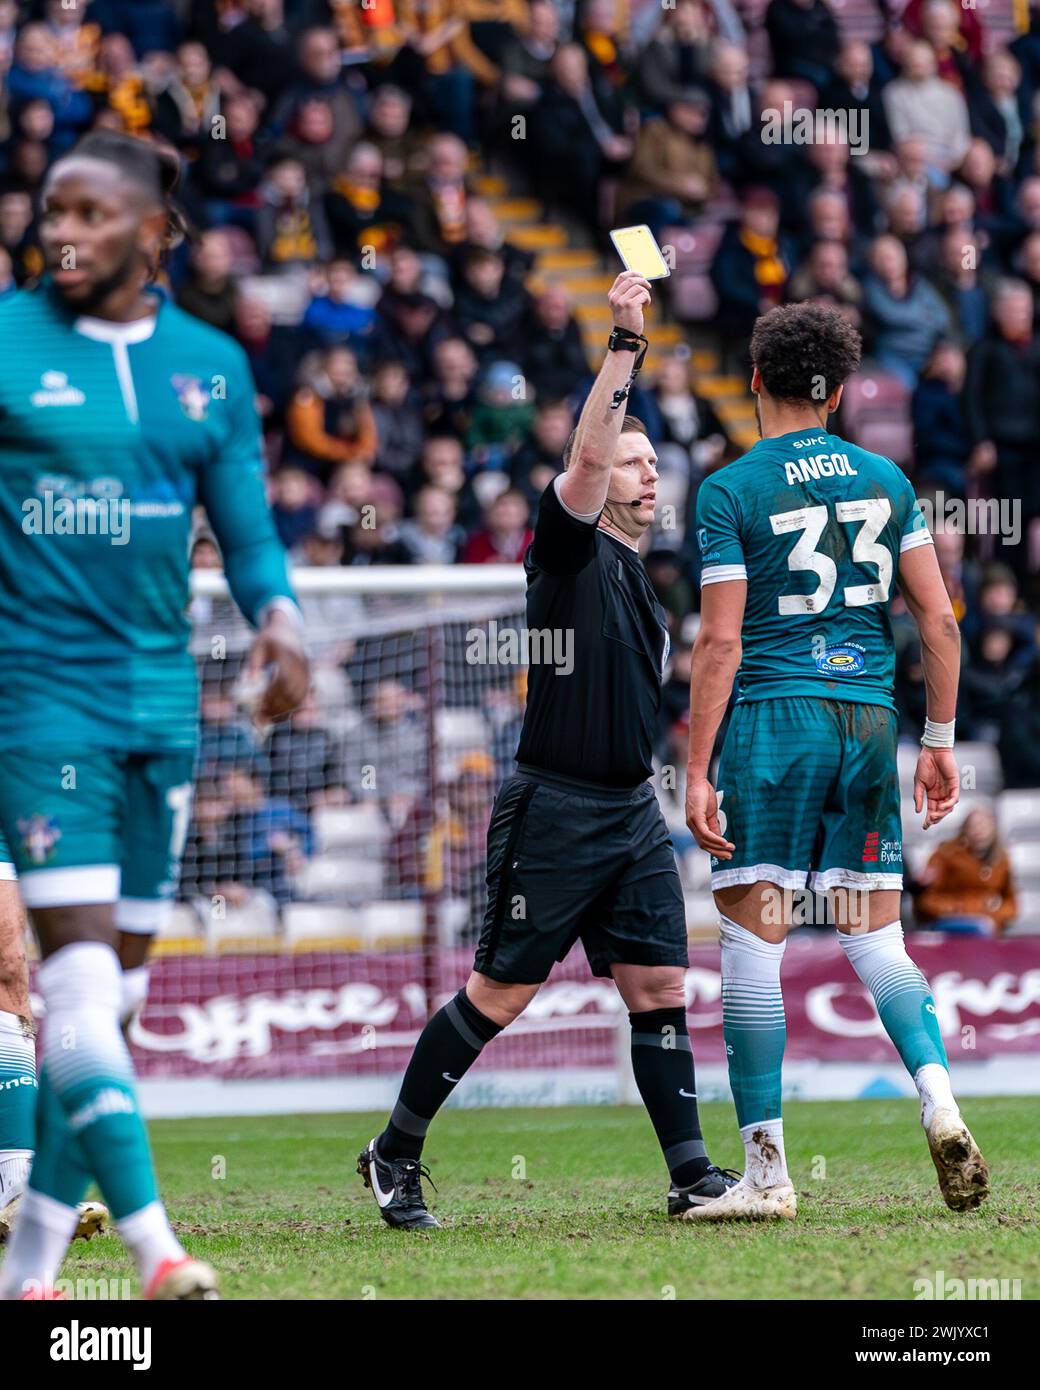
left=749, top=303, right=862, bottom=405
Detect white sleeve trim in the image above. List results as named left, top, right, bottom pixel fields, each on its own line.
left=900, top=528, right=934, bottom=552
left=700, top=563, right=748, bottom=586
left=553, top=473, right=602, bottom=524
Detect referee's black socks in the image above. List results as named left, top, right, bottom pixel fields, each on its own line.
left=629, top=1007, right=711, bottom=1187
left=378, top=988, right=503, bottom=1161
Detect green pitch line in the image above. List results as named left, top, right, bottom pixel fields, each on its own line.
left=58, top=1099, right=1037, bottom=1301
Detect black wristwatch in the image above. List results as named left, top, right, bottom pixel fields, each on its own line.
left=607, top=325, right=647, bottom=353
left=607, top=327, right=649, bottom=409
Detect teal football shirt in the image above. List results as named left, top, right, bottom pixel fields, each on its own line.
left=0, top=283, right=297, bottom=752
left=695, top=428, right=931, bottom=709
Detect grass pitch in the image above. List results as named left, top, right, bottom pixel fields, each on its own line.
left=61, top=1098, right=1036, bottom=1300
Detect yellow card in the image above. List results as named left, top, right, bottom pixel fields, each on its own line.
left=609, top=224, right=671, bottom=280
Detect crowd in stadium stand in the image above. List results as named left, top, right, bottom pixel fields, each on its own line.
left=2, top=0, right=1037, bottom=933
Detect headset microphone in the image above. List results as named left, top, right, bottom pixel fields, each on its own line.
left=606, top=496, right=645, bottom=507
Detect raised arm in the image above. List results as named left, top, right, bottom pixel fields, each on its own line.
left=898, top=541, right=961, bottom=829
left=558, top=270, right=652, bottom=517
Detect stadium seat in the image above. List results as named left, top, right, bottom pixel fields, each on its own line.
left=202, top=891, right=280, bottom=948
left=684, top=891, right=719, bottom=938
left=1006, top=889, right=1040, bottom=935
left=436, top=707, right=490, bottom=752
left=682, top=846, right=713, bottom=890
left=282, top=903, right=361, bottom=945
left=161, top=902, right=203, bottom=941
left=998, top=791, right=1040, bottom=843
left=956, top=743, right=1003, bottom=796
left=359, top=899, right=424, bottom=947
left=313, top=803, right=390, bottom=853
left=839, top=372, right=913, bottom=466
left=1009, top=840, right=1040, bottom=887
left=295, top=853, right=385, bottom=901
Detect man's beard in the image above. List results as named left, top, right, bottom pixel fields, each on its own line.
left=61, top=251, right=144, bottom=315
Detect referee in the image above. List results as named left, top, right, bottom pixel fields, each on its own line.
left=359, top=272, right=736, bottom=1228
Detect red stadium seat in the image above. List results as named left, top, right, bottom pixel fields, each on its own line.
left=838, top=370, right=914, bottom=467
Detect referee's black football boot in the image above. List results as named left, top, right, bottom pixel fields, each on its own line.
left=667, top=1166, right=742, bottom=1217
left=357, top=1137, right=441, bottom=1230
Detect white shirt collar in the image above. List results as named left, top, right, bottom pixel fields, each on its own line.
left=73, top=313, right=158, bottom=345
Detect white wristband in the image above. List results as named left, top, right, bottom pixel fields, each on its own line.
left=921, top=718, right=955, bottom=748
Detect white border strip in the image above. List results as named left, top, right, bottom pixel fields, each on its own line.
left=135, top=1058, right=1040, bottom=1118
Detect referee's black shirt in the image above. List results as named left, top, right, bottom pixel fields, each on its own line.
left=514, top=476, right=670, bottom=788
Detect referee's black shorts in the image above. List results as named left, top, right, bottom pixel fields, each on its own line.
left=472, top=764, right=689, bottom=984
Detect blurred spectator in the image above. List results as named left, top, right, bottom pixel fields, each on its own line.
left=765, top=0, right=839, bottom=89
left=6, top=23, right=93, bottom=152
left=861, top=234, right=951, bottom=387
left=969, top=49, right=1027, bottom=177
left=265, top=692, right=346, bottom=812
left=423, top=333, right=480, bottom=439
left=460, top=487, right=533, bottom=562
left=371, top=357, right=426, bottom=478
left=532, top=43, right=632, bottom=234
left=520, top=282, right=589, bottom=401
left=256, top=156, right=333, bottom=267
left=912, top=341, right=970, bottom=493
left=364, top=85, right=424, bottom=186
left=915, top=806, right=1017, bottom=934
left=820, top=40, right=892, bottom=155
left=267, top=26, right=361, bottom=172
left=711, top=188, right=793, bottom=360
left=883, top=39, right=970, bottom=176
left=964, top=280, right=1040, bottom=561
left=406, top=129, right=472, bottom=252
left=270, top=466, right=321, bottom=550
left=452, top=245, right=531, bottom=361
left=222, top=765, right=313, bottom=906
left=286, top=346, right=378, bottom=479
left=648, top=350, right=730, bottom=480
left=301, top=257, right=377, bottom=349
left=176, top=228, right=238, bottom=333
left=635, top=0, right=713, bottom=108
left=620, top=86, right=717, bottom=237
left=398, top=483, right=465, bottom=563
left=232, top=292, right=313, bottom=425
left=466, top=358, right=535, bottom=469
left=325, top=141, right=414, bottom=258
left=194, top=89, right=266, bottom=230
left=787, top=238, right=863, bottom=322
left=509, top=398, right=571, bottom=503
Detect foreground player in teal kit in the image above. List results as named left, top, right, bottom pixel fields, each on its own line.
left=0, top=132, right=309, bottom=1297
left=684, top=303, right=988, bottom=1220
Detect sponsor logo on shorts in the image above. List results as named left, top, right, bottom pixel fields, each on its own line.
left=815, top=642, right=866, bottom=676
left=862, top=832, right=901, bottom=866
left=17, top=813, right=61, bottom=865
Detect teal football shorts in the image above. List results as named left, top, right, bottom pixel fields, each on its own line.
left=710, top=696, right=903, bottom=893
left=0, top=746, right=195, bottom=932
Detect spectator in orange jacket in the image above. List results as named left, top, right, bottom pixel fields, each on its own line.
left=915, top=805, right=1017, bottom=934
left=286, top=346, right=378, bottom=481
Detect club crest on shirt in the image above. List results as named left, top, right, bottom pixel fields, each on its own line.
left=170, top=374, right=210, bottom=421
left=17, top=813, right=61, bottom=865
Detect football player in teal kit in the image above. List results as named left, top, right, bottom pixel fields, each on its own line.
left=683, top=303, right=988, bottom=1221
left=0, top=132, right=309, bottom=1296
